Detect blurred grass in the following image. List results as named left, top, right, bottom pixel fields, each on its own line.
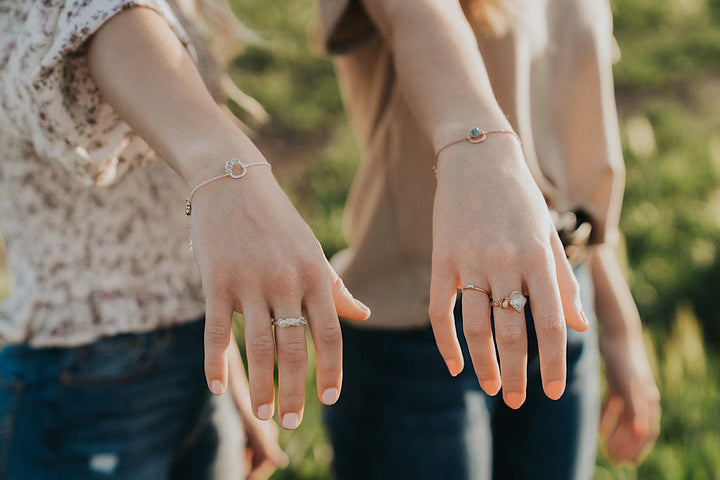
left=227, top=0, right=720, bottom=478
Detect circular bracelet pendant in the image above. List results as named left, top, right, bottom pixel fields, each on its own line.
left=225, top=158, right=247, bottom=179
left=468, top=127, right=488, bottom=144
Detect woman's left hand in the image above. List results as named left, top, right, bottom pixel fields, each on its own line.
left=243, top=413, right=289, bottom=480
left=599, top=332, right=661, bottom=465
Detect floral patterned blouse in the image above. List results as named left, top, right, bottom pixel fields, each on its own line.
left=0, top=0, right=208, bottom=347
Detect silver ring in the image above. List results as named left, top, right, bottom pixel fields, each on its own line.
left=271, top=316, right=307, bottom=328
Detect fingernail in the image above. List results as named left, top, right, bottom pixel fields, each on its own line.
left=210, top=380, right=224, bottom=396
left=480, top=378, right=501, bottom=396
left=257, top=404, right=273, bottom=420
left=321, top=387, right=340, bottom=405
left=504, top=392, right=525, bottom=410
left=354, top=298, right=371, bottom=314
left=281, top=413, right=300, bottom=430
left=446, top=359, right=463, bottom=377
left=546, top=380, right=566, bottom=400
left=575, top=298, right=589, bottom=327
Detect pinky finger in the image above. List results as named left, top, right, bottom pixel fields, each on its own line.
left=204, top=291, right=235, bottom=395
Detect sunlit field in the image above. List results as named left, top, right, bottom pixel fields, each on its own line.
left=227, top=1, right=720, bottom=478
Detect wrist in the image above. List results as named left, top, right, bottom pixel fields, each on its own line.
left=432, top=116, right=513, bottom=152
left=168, top=108, right=268, bottom=188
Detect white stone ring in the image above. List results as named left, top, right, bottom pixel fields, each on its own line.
left=490, top=292, right=528, bottom=313
left=272, top=316, right=307, bottom=328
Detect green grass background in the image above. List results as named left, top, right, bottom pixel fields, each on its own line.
left=225, top=0, right=720, bottom=478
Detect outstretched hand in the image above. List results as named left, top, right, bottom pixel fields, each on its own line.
left=190, top=166, right=370, bottom=429
left=429, top=136, right=589, bottom=409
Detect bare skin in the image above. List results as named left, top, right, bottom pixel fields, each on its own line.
left=361, top=0, right=660, bottom=461
left=361, top=0, right=588, bottom=408
left=86, top=6, right=370, bottom=432
left=592, top=245, right=661, bottom=464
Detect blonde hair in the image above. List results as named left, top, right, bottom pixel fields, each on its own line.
left=461, top=0, right=517, bottom=36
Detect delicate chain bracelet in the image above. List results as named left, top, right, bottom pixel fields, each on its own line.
left=185, top=158, right=271, bottom=215
left=433, top=127, right=521, bottom=175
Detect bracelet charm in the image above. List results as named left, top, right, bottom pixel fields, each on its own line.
left=185, top=158, right=271, bottom=215
left=433, top=127, right=520, bottom=175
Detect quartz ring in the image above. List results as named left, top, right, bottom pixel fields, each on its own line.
left=271, top=316, right=307, bottom=328
left=489, top=292, right=528, bottom=313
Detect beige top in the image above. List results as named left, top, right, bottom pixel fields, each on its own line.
left=319, top=0, right=626, bottom=329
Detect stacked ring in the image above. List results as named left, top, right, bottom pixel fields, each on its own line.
left=462, top=285, right=528, bottom=313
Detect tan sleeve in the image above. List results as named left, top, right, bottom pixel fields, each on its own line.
left=543, top=0, right=625, bottom=247
left=319, top=0, right=377, bottom=54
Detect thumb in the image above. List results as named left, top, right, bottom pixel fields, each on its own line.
left=326, top=260, right=370, bottom=321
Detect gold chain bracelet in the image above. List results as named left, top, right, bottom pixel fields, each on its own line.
left=433, top=127, right=520, bottom=175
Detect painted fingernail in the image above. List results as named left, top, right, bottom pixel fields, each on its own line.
left=504, top=392, right=525, bottom=410
left=546, top=380, right=566, bottom=400
left=257, top=404, right=273, bottom=420
left=210, top=380, right=224, bottom=396
left=281, top=413, right=300, bottom=430
left=446, top=359, right=463, bottom=377
left=321, top=388, right=340, bottom=405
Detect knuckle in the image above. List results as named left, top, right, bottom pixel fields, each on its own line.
left=463, top=320, right=489, bottom=340
left=247, top=334, right=276, bottom=360
left=280, top=340, right=307, bottom=368
left=315, top=323, right=342, bottom=348
left=537, top=316, right=566, bottom=339
left=300, top=256, right=326, bottom=281
left=204, top=323, right=229, bottom=347
left=497, top=324, right=525, bottom=347
left=485, top=243, right=520, bottom=266
left=266, top=264, right=299, bottom=292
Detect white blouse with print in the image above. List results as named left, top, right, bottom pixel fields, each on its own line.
left=0, top=0, right=208, bottom=347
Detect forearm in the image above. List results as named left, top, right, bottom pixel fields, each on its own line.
left=360, top=0, right=510, bottom=148
left=87, top=6, right=263, bottom=186
left=590, top=244, right=644, bottom=342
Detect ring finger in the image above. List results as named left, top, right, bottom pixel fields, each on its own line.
left=460, top=280, right=500, bottom=395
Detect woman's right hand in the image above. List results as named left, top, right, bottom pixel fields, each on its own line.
left=189, top=164, right=370, bottom=430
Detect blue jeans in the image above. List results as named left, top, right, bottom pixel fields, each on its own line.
left=324, top=265, right=600, bottom=480
left=0, top=319, right=242, bottom=480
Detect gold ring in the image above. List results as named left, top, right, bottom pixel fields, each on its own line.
left=461, top=284, right=491, bottom=296
left=490, top=292, right=528, bottom=313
